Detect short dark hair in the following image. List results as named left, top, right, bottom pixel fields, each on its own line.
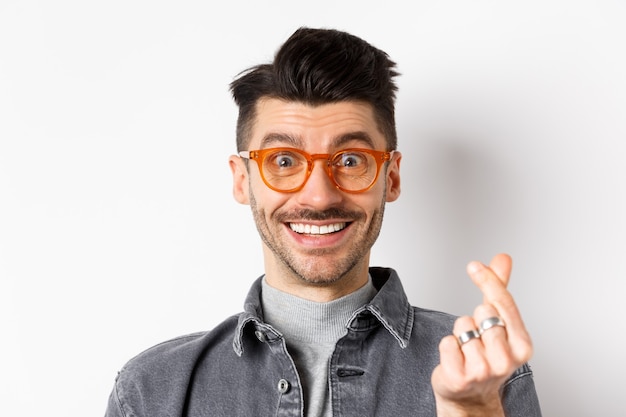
left=230, top=27, right=400, bottom=151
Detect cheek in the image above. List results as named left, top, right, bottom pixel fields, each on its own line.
left=362, top=180, right=388, bottom=206
left=350, top=192, right=386, bottom=217
left=249, top=182, right=291, bottom=215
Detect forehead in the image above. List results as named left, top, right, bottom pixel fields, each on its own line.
left=249, top=98, right=386, bottom=150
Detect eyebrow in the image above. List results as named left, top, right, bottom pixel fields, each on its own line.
left=260, top=133, right=302, bottom=148
left=259, top=131, right=377, bottom=150
left=334, top=131, right=376, bottom=149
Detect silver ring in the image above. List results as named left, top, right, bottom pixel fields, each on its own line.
left=458, top=329, right=481, bottom=345
left=479, top=317, right=506, bottom=335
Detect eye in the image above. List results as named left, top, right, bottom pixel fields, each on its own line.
left=269, top=151, right=298, bottom=168
left=336, top=151, right=367, bottom=168
left=276, top=154, right=295, bottom=168
left=264, top=150, right=305, bottom=175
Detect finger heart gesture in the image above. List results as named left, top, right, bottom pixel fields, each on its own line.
left=431, top=254, right=534, bottom=417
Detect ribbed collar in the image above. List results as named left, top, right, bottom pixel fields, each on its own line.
left=260, top=276, right=377, bottom=344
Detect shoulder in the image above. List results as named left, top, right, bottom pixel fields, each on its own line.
left=118, top=313, right=240, bottom=376
left=404, top=306, right=457, bottom=353
left=412, top=306, right=457, bottom=331
left=107, top=314, right=242, bottom=416
left=113, top=314, right=242, bottom=395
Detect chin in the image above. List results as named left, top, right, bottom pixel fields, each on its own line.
left=291, top=259, right=360, bottom=286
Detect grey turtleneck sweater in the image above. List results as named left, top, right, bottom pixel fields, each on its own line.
left=261, top=277, right=378, bottom=417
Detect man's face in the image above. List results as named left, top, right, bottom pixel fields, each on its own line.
left=230, top=98, right=401, bottom=291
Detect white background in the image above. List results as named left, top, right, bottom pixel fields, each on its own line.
left=1, top=1, right=625, bottom=416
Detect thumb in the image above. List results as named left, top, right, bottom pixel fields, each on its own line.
left=467, top=253, right=513, bottom=305
left=489, top=253, right=512, bottom=288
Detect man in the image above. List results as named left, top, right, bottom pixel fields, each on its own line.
left=105, top=27, right=541, bottom=416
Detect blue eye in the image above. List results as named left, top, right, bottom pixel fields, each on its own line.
left=337, top=152, right=367, bottom=168
left=264, top=150, right=304, bottom=174
left=276, top=154, right=296, bottom=168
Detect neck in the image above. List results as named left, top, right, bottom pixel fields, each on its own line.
left=261, top=275, right=377, bottom=343
left=263, top=251, right=371, bottom=302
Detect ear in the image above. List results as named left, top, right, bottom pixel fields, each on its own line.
left=385, top=151, right=401, bottom=202
left=229, top=155, right=250, bottom=205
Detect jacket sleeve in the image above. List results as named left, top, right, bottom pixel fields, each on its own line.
left=502, top=363, right=543, bottom=417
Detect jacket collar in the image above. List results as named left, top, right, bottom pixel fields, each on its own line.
left=232, top=267, right=413, bottom=355
left=355, top=267, right=414, bottom=349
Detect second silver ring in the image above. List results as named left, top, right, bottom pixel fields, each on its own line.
left=479, top=316, right=506, bottom=335
left=458, top=329, right=481, bottom=345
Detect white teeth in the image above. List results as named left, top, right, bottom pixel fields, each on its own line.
left=289, top=222, right=346, bottom=235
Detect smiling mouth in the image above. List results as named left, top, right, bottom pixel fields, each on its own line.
left=289, top=222, right=347, bottom=235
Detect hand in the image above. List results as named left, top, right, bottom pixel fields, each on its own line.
left=431, top=254, right=533, bottom=417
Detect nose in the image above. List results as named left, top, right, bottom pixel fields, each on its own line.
left=294, top=159, right=343, bottom=208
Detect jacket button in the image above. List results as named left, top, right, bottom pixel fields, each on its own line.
left=277, top=379, right=290, bottom=394
left=254, top=330, right=266, bottom=342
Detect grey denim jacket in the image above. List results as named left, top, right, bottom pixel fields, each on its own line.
left=105, top=267, right=542, bottom=417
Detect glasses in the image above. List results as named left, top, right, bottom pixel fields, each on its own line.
left=239, top=147, right=394, bottom=193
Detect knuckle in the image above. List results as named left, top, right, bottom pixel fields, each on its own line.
left=470, top=360, right=491, bottom=381
left=515, top=342, right=534, bottom=364
left=453, top=315, right=476, bottom=332
left=473, top=303, right=497, bottom=319
left=492, top=357, right=515, bottom=377
left=439, top=335, right=457, bottom=351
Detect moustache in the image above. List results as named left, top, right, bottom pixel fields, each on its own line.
left=275, top=208, right=364, bottom=222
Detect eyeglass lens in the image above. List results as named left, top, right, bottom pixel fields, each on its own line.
left=261, top=149, right=379, bottom=192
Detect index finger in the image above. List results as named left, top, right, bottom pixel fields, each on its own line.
left=467, top=254, right=533, bottom=362
left=468, top=253, right=512, bottom=304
